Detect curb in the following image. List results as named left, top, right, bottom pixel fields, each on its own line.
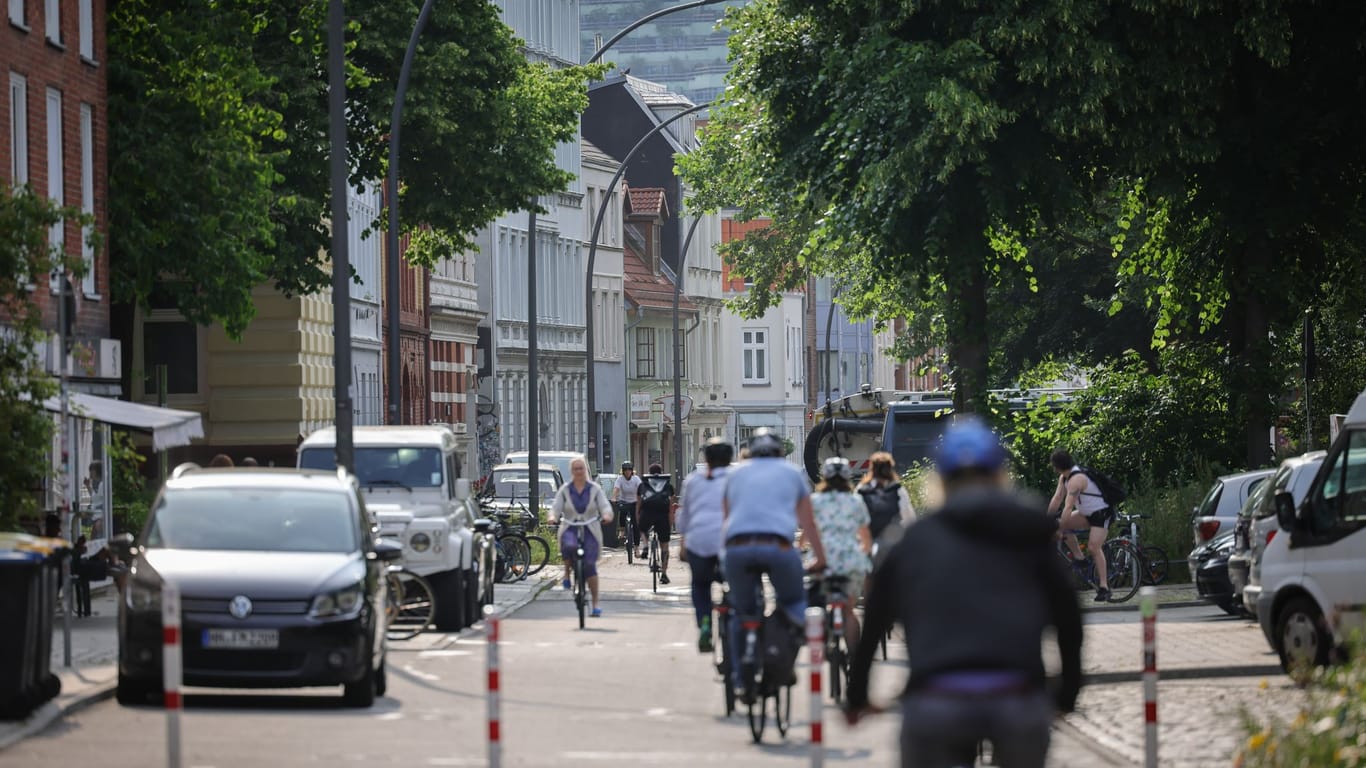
left=439, top=576, right=555, bottom=647
left=0, top=674, right=118, bottom=753
left=1053, top=714, right=1135, bottom=766
left=1085, top=665, right=1284, bottom=686
left=1085, top=599, right=1207, bottom=613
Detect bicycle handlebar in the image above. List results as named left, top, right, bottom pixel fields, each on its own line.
left=552, top=515, right=602, bottom=527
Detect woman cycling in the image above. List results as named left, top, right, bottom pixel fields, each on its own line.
left=811, top=457, right=873, bottom=649
left=856, top=450, right=916, bottom=542
left=548, top=457, right=614, bottom=618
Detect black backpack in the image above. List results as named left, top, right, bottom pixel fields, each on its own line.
left=639, top=476, right=673, bottom=515
left=858, top=483, right=902, bottom=539
left=759, top=611, right=802, bottom=690
left=1070, top=466, right=1127, bottom=508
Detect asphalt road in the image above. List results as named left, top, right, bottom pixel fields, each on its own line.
left=2, top=546, right=1130, bottom=767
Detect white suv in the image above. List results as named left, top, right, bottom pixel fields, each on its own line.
left=1258, top=387, right=1366, bottom=676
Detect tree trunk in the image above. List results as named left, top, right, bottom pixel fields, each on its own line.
left=1227, top=241, right=1275, bottom=469
left=948, top=253, right=990, bottom=415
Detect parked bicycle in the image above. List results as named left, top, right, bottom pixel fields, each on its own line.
left=385, top=564, right=437, bottom=641
left=1056, top=531, right=1143, bottom=603
left=560, top=514, right=601, bottom=629
left=1114, top=510, right=1169, bottom=585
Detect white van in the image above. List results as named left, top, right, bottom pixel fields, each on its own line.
left=1258, top=387, right=1366, bottom=675
left=299, top=426, right=480, bottom=631
left=503, top=451, right=587, bottom=484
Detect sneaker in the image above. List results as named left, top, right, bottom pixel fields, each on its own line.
left=1095, top=587, right=1112, bottom=602
left=562, top=578, right=572, bottom=591
left=660, top=573, right=671, bottom=585
left=698, top=618, right=714, bottom=653
left=591, top=607, right=603, bottom=618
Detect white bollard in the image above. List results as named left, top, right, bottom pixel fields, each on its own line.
left=485, top=605, right=501, bottom=768
left=162, top=581, right=182, bottom=768
left=805, top=606, right=824, bottom=768
left=1140, top=586, right=1157, bottom=768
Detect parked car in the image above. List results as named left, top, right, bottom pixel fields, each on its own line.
left=1233, top=451, right=1326, bottom=616
left=1188, top=529, right=1241, bottom=615
left=1190, top=468, right=1276, bottom=547
left=298, top=426, right=480, bottom=631
left=1257, top=387, right=1366, bottom=677
left=504, top=450, right=587, bottom=484
left=483, top=463, right=561, bottom=520
left=117, top=465, right=401, bottom=707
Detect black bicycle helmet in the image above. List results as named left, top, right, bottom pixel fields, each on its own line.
left=702, top=437, right=734, bottom=467
left=620, top=461, right=634, bottom=471
left=820, top=456, right=853, bottom=482
left=747, top=428, right=785, bottom=458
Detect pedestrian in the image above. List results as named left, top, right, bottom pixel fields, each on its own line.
left=637, top=463, right=675, bottom=584
left=845, top=419, right=1083, bottom=768
left=676, top=438, right=732, bottom=652
left=1047, top=448, right=1114, bottom=601
left=811, top=457, right=872, bottom=650
left=611, top=461, right=642, bottom=549
left=547, top=456, right=614, bottom=617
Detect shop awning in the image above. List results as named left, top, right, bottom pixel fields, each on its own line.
left=737, top=412, right=784, bottom=428
left=43, top=393, right=205, bottom=450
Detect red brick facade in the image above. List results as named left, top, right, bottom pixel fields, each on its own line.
left=382, top=230, right=430, bottom=424
left=2, top=0, right=109, bottom=340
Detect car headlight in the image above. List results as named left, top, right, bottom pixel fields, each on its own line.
left=126, top=581, right=161, bottom=613
left=310, top=583, right=365, bottom=619
left=409, top=532, right=432, bottom=553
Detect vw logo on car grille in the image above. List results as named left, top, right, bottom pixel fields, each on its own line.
left=228, top=595, right=253, bottom=619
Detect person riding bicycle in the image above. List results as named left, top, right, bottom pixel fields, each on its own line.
left=811, top=457, right=872, bottom=650
left=612, top=461, right=643, bottom=549
left=677, top=437, right=733, bottom=653
left=857, top=451, right=916, bottom=542
left=845, top=419, right=1082, bottom=768
left=637, top=463, right=675, bottom=584
left=722, top=428, right=827, bottom=701
left=548, top=457, right=614, bottom=618
left=1047, top=448, right=1113, bottom=602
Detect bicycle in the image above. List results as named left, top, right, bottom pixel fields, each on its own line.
left=712, top=575, right=736, bottom=717
left=385, top=565, right=437, bottom=641
left=1114, top=510, right=1169, bottom=586
left=615, top=501, right=636, bottom=565
left=498, top=503, right=550, bottom=577
left=559, top=514, right=601, bottom=629
left=734, top=567, right=795, bottom=743
left=646, top=525, right=662, bottom=593
left=1055, top=531, right=1143, bottom=603
left=807, top=573, right=852, bottom=703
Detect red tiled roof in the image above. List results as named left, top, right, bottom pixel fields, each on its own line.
left=623, top=249, right=697, bottom=314
left=626, top=187, right=668, bottom=219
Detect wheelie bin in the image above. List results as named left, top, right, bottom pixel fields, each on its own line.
left=0, top=534, right=70, bottom=720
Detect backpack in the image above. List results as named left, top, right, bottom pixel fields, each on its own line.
left=858, top=483, right=902, bottom=539
left=639, top=476, right=672, bottom=515
left=1070, top=466, right=1127, bottom=508
left=759, top=610, right=802, bottom=690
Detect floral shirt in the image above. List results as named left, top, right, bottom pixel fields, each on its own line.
left=812, top=491, right=872, bottom=578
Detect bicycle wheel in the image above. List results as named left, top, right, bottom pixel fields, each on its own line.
left=747, top=689, right=766, bottom=743
left=624, top=514, right=635, bottom=565
left=715, top=611, right=735, bottom=716
left=828, top=636, right=845, bottom=704
left=1101, top=539, right=1142, bottom=603
left=386, top=570, right=436, bottom=641
left=499, top=534, right=531, bottom=583
left=575, top=554, right=586, bottom=630
left=524, top=535, right=551, bottom=576
left=774, top=684, right=792, bottom=738
left=1142, top=545, right=1169, bottom=585
left=649, top=533, right=660, bottom=593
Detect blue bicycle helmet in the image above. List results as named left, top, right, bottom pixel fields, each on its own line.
left=934, top=418, right=1007, bottom=475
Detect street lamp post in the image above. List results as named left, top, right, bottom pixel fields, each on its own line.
left=672, top=216, right=704, bottom=484
left=328, top=0, right=354, bottom=470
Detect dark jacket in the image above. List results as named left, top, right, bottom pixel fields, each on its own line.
left=847, top=485, right=1083, bottom=713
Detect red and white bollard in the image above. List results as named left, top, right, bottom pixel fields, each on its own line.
left=1140, top=586, right=1157, bottom=768
left=485, top=605, right=501, bottom=768
left=806, top=606, right=825, bottom=768
left=162, top=580, right=183, bottom=768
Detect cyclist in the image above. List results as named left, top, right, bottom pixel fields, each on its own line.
left=637, top=463, right=675, bottom=584
left=548, top=457, right=614, bottom=618
left=677, top=437, right=733, bottom=652
left=811, top=457, right=872, bottom=650
left=722, top=428, right=827, bottom=699
left=1047, top=448, right=1113, bottom=602
left=856, top=450, right=916, bottom=541
left=611, top=461, right=642, bottom=549
left=845, top=419, right=1082, bottom=768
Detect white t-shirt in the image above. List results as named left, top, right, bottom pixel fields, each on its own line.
left=614, top=474, right=643, bottom=503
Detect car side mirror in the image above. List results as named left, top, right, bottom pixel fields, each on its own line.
left=453, top=478, right=471, bottom=501
left=1274, top=491, right=1299, bottom=531
left=371, top=538, right=404, bottom=562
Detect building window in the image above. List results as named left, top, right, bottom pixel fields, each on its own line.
left=8, top=73, right=26, bottom=185
left=742, top=328, right=768, bottom=384
left=79, top=103, right=95, bottom=296
left=45, top=88, right=63, bottom=269
left=9, top=0, right=25, bottom=27
left=44, top=0, right=59, bottom=43
left=142, top=320, right=199, bottom=395
left=78, top=0, right=93, bottom=59
left=635, top=327, right=656, bottom=379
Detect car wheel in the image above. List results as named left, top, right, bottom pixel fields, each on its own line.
left=1276, top=597, right=1331, bottom=682
left=374, top=657, right=387, bottom=698
left=463, top=567, right=479, bottom=627
left=430, top=568, right=467, bottom=632
left=116, top=670, right=158, bottom=707
left=343, top=660, right=377, bottom=708
left=1215, top=597, right=1243, bottom=616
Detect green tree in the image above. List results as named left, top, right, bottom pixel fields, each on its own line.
left=109, top=0, right=601, bottom=336
left=0, top=189, right=93, bottom=530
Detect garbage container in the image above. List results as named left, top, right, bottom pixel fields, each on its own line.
left=0, top=534, right=69, bottom=720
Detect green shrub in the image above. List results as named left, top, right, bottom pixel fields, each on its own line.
left=1236, top=643, right=1366, bottom=767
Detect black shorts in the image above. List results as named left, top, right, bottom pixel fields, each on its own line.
left=1084, top=507, right=1114, bottom=529
left=639, top=510, right=672, bottom=543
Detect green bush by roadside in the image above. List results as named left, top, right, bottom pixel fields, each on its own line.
left=1236, top=643, right=1366, bottom=767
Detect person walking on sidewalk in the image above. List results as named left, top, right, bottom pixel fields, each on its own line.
left=1047, top=448, right=1114, bottom=602
left=637, top=464, right=675, bottom=584
left=845, top=419, right=1083, bottom=768
left=677, top=438, right=732, bottom=652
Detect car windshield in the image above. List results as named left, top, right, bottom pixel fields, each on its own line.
left=299, top=446, right=444, bottom=489
left=490, top=474, right=556, bottom=501
left=145, top=488, right=357, bottom=553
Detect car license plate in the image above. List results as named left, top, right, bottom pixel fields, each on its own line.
left=202, top=629, right=279, bottom=649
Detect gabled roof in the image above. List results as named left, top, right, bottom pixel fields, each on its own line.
left=622, top=248, right=697, bottom=314
left=627, top=187, right=669, bottom=219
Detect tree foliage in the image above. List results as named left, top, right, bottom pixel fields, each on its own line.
left=0, top=189, right=94, bottom=530
left=109, top=0, right=601, bottom=336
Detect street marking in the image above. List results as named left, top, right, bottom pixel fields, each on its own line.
left=375, top=712, right=404, bottom=721
left=419, top=649, right=472, bottom=657
left=425, top=759, right=483, bottom=766
left=403, top=664, right=440, bottom=681
left=645, top=707, right=670, bottom=717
